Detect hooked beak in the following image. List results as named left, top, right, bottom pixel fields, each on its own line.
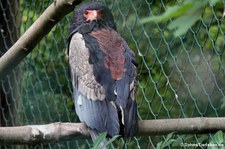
left=84, top=10, right=102, bottom=21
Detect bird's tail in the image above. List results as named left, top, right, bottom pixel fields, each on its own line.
left=88, top=128, right=108, bottom=149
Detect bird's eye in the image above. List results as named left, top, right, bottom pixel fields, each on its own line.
left=84, top=10, right=89, bottom=16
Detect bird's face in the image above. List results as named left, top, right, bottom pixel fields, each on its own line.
left=83, top=9, right=103, bottom=21
left=70, top=2, right=117, bottom=32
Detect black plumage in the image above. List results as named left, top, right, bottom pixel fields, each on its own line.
left=68, top=2, right=137, bottom=140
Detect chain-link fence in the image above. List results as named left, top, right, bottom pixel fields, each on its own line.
left=0, top=0, right=225, bottom=148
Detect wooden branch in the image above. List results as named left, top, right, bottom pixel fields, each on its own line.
left=137, top=117, right=225, bottom=135
left=0, top=0, right=82, bottom=78
left=1, top=117, right=225, bottom=145
left=0, top=122, right=89, bottom=145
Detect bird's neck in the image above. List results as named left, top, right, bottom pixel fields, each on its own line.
left=76, top=21, right=116, bottom=35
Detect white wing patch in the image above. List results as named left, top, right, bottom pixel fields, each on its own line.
left=110, top=101, right=117, bottom=109
left=77, top=95, right=82, bottom=106
left=119, top=106, right=125, bottom=125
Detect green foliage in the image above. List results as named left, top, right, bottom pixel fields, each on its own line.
left=91, top=132, right=120, bottom=149
left=154, top=132, right=225, bottom=149
left=141, top=0, right=219, bottom=36
left=105, top=135, right=121, bottom=147
left=156, top=132, right=175, bottom=149
left=91, top=132, right=107, bottom=149
left=208, top=131, right=225, bottom=149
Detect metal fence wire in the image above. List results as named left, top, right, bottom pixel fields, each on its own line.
left=0, top=0, right=225, bottom=148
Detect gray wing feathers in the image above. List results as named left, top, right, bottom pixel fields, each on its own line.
left=74, top=92, right=120, bottom=136
left=69, top=33, right=120, bottom=136
left=69, top=33, right=105, bottom=101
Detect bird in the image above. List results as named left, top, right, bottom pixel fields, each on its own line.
left=68, top=1, right=138, bottom=144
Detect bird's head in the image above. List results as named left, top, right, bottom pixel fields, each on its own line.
left=70, top=2, right=117, bottom=33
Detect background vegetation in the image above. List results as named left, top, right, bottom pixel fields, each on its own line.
left=0, top=0, right=225, bottom=148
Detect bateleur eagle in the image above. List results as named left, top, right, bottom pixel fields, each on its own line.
left=68, top=2, right=138, bottom=141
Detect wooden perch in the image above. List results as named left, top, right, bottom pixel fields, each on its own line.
left=0, top=0, right=81, bottom=78
left=137, top=117, right=225, bottom=135
left=0, top=122, right=89, bottom=145
left=1, top=117, right=225, bottom=145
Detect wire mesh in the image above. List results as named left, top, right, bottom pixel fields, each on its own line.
left=0, top=0, right=225, bottom=148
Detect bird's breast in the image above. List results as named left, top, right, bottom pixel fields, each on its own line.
left=90, top=29, right=126, bottom=80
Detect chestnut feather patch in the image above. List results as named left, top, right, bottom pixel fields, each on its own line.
left=90, top=29, right=126, bottom=80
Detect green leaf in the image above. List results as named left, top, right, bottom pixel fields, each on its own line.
left=209, top=0, right=219, bottom=6
left=163, top=139, right=176, bottom=148
left=162, top=132, right=175, bottom=147
left=140, top=0, right=219, bottom=36
left=105, top=135, right=120, bottom=147
left=156, top=132, right=175, bottom=149
left=164, top=132, right=175, bottom=142
left=156, top=141, right=163, bottom=149
left=213, top=130, right=224, bottom=144
left=141, top=3, right=194, bottom=23
left=208, top=131, right=225, bottom=149
left=167, top=13, right=201, bottom=37
left=91, top=132, right=107, bottom=149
